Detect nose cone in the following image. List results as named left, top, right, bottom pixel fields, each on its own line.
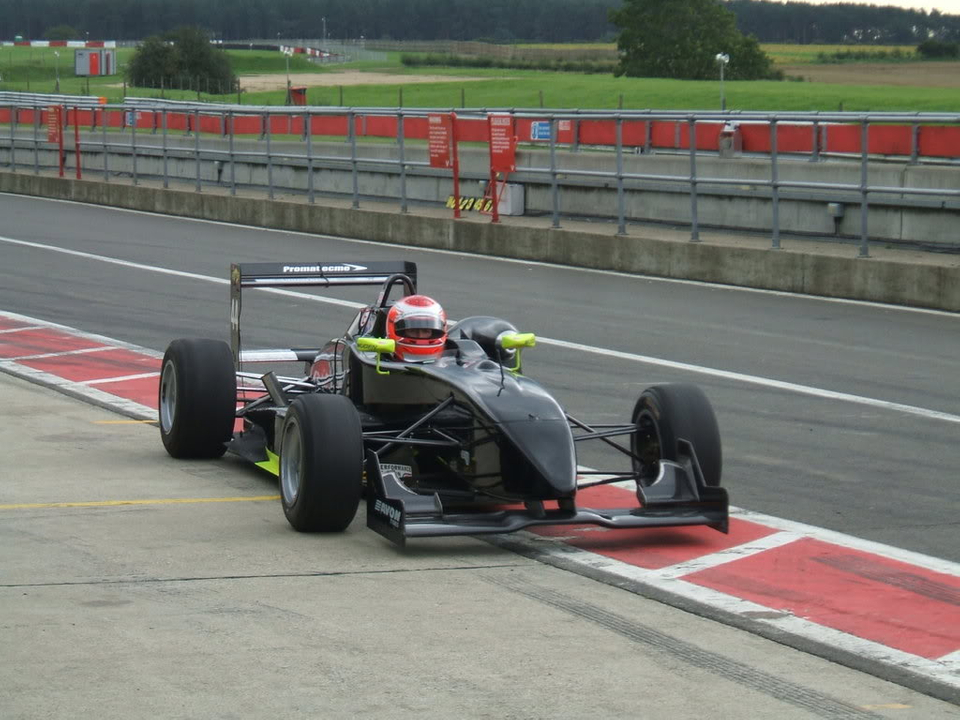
left=501, top=417, right=577, bottom=498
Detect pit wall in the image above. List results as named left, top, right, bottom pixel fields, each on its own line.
left=2, top=140, right=957, bottom=248
left=2, top=169, right=958, bottom=313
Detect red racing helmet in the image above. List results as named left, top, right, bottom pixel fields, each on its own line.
left=386, top=295, right=448, bottom=362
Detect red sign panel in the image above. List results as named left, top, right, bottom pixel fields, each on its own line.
left=428, top=113, right=454, bottom=169
left=488, top=114, right=516, bottom=174
left=47, top=106, right=61, bottom=143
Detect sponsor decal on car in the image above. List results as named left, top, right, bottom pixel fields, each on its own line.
left=373, top=499, right=402, bottom=528
left=281, top=263, right=368, bottom=274
left=380, top=463, right=413, bottom=479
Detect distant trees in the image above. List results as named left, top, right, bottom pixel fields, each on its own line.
left=43, top=25, right=81, bottom=41
left=725, top=0, right=960, bottom=45
left=127, top=26, right=235, bottom=90
left=611, top=0, right=776, bottom=80
left=0, top=0, right=958, bottom=46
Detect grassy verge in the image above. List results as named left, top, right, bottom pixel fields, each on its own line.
left=2, top=45, right=958, bottom=112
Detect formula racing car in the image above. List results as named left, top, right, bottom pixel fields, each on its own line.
left=158, top=261, right=728, bottom=545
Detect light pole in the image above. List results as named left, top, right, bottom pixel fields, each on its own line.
left=715, top=53, right=729, bottom=111
left=322, top=17, right=326, bottom=46
left=54, top=50, right=60, bottom=93
left=284, top=48, right=292, bottom=104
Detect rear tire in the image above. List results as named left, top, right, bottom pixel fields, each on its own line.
left=631, top=383, right=722, bottom=487
left=159, top=339, right=236, bottom=459
left=280, top=394, right=363, bottom=532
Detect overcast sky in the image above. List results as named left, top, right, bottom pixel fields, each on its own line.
left=798, top=0, right=959, bottom=12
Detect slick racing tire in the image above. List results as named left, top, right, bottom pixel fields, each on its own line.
left=159, top=338, right=237, bottom=459
left=631, top=383, right=722, bottom=488
left=280, top=394, right=363, bottom=533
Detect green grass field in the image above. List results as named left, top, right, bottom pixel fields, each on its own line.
left=1, top=44, right=957, bottom=112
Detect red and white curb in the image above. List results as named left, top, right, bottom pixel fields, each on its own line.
left=2, top=309, right=959, bottom=701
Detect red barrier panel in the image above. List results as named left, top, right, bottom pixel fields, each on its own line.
left=364, top=116, right=398, bottom=138
left=199, top=115, right=221, bottom=134
left=739, top=123, right=770, bottom=153
left=166, top=112, right=188, bottom=132
left=578, top=119, right=616, bottom=146
left=310, top=115, right=349, bottom=136
left=49, top=40, right=67, bottom=47
left=869, top=125, right=912, bottom=156
left=456, top=117, right=488, bottom=143
left=403, top=117, right=428, bottom=139
left=777, top=124, right=815, bottom=154
left=918, top=126, right=960, bottom=158
left=650, top=121, right=680, bottom=149
left=0, top=109, right=10, bottom=123
left=623, top=120, right=648, bottom=147
left=231, top=116, right=259, bottom=135
left=824, top=124, right=862, bottom=154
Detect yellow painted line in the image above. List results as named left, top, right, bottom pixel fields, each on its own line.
left=0, top=495, right=280, bottom=510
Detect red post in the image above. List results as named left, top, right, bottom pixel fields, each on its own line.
left=488, top=116, right=499, bottom=224
left=451, top=112, right=461, bottom=219
left=57, top=106, right=65, bottom=178
left=74, top=108, right=82, bottom=179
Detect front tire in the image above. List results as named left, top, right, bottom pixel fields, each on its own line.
left=280, top=394, right=363, bottom=532
left=631, top=383, right=722, bottom=487
left=159, top=338, right=236, bottom=459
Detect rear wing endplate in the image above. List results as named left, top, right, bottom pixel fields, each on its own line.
left=230, top=261, right=417, bottom=368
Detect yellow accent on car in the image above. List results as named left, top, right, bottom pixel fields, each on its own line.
left=500, top=332, right=536, bottom=373
left=357, top=337, right=396, bottom=375
left=500, top=332, right=536, bottom=349
left=255, top=449, right=280, bottom=476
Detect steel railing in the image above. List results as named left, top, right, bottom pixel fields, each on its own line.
left=2, top=97, right=959, bottom=257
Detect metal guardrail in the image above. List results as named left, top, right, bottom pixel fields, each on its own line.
left=1, top=99, right=959, bottom=257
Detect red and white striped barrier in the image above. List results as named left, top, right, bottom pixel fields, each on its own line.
left=1, top=40, right=117, bottom=49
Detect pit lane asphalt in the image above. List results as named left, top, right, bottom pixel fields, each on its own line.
left=1, top=193, right=958, bottom=563
left=2, top=372, right=958, bottom=719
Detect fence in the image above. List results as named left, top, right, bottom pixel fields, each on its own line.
left=1, top=96, right=959, bottom=256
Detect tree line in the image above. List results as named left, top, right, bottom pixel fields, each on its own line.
left=2, top=0, right=958, bottom=45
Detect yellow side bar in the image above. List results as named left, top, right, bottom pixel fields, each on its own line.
left=0, top=496, right=280, bottom=510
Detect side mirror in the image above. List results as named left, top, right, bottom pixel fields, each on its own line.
left=499, top=332, right=536, bottom=350
left=357, top=337, right=396, bottom=354
left=497, top=332, right=536, bottom=372
left=357, top=337, right=396, bottom=375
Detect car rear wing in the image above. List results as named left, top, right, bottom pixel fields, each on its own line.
left=230, top=261, right=417, bottom=368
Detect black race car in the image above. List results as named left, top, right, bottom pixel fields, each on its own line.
left=158, top=261, right=728, bottom=546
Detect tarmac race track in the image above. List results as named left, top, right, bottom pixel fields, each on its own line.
left=1, top=193, right=959, bottom=716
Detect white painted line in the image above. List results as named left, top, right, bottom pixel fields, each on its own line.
left=938, top=649, right=960, bottom=669
left=580, top=472, right=960, bottom=577
left=654, top=532, right=801, bottom=580
left=0, top=325, right=45, bottom=334
left=0, top=236, right=366, bottom=311
left=82, top=371, right=160, bottom=386
left=508, top=533, right=960, bottom=692
left=730, top=506, right=960, bottom=577
left=0, top=360, right=155, bottom=420
left=2, top=237, right=958, bottom=426
left=0, top=310, right=164, bottom=359
left=546, top=336, right=960, bottom=426
left=8, top=346, right=113, bottom=361
left=6, top=192, right=959, bottom=319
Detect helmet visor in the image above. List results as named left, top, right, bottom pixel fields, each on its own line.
left=394, top=315, right=445, bottom=340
